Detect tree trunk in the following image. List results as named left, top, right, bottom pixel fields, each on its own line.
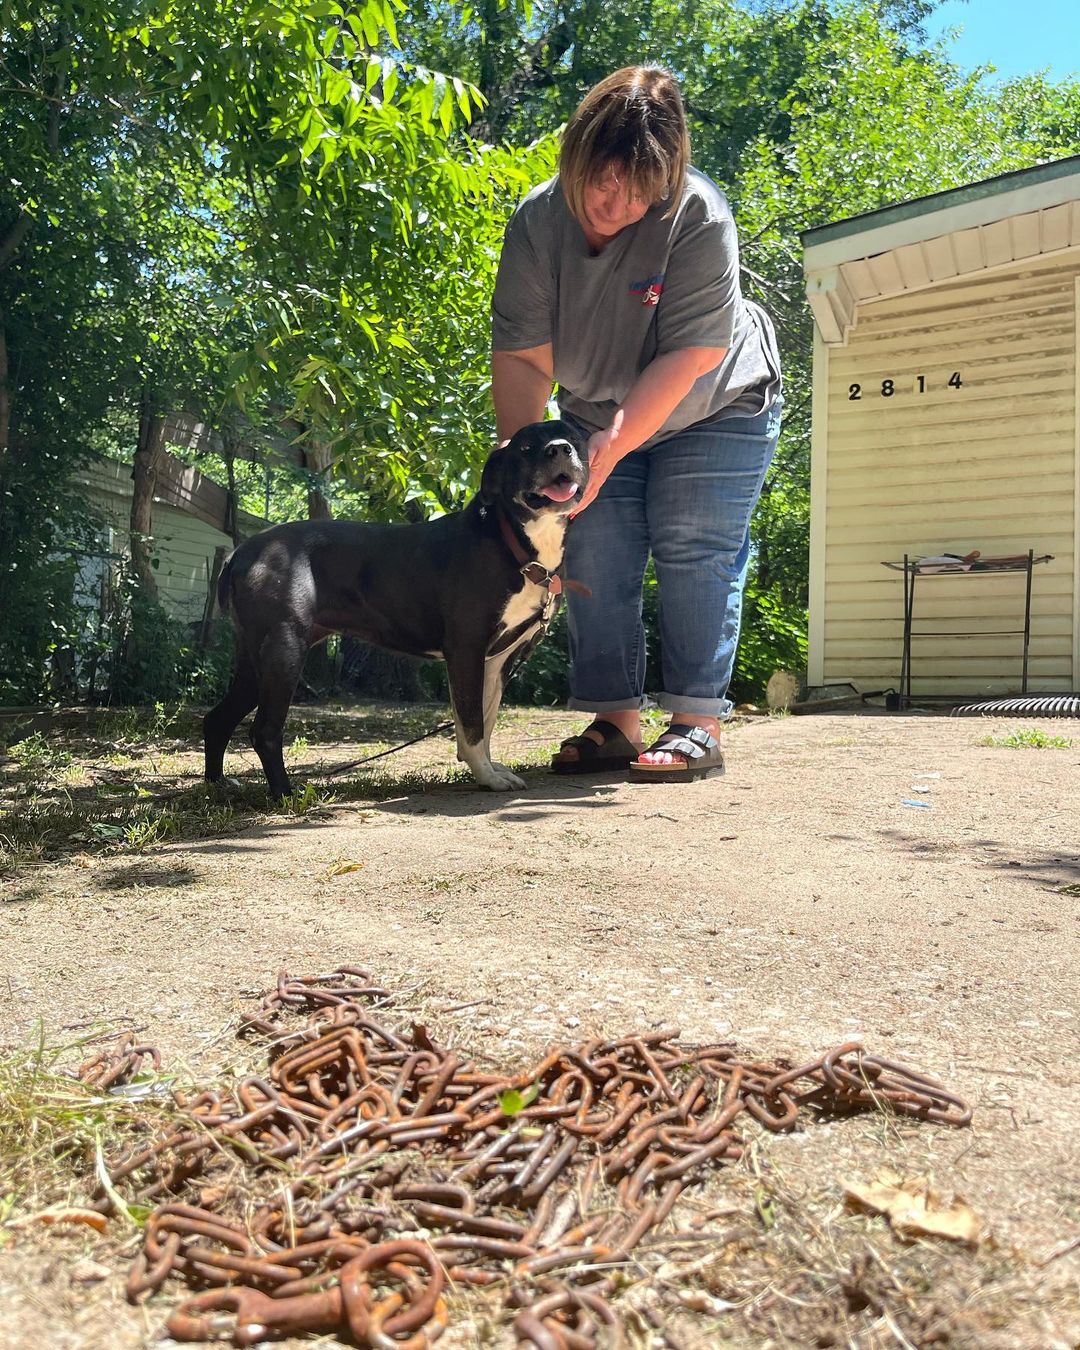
left=130, top=390, right=165, bottom=596
left=0, top=320, right=10, bottom=479
left=304, top=433, right=333, bottom=520
left=299, top=432, right=336, bottom=692
left=222, top=424, right=242, bottom=545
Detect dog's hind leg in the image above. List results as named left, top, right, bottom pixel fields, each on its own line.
left=203, top=647, right=258, bottom=783
left=250, top=624, right=309, bottom=800
left=446, top=647, right=524, bottom=791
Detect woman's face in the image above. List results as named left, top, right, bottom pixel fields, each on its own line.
left=581, top=165, right=653, bottom=239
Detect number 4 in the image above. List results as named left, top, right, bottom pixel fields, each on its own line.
left=948, top=371, right=963, bottom=389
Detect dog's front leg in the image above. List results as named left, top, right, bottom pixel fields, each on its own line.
left=446, top=647, right=524, bottom=791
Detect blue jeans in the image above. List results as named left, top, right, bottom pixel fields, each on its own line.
left=563, top=397, right=782, bottom=719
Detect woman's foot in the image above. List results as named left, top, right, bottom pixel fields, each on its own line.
left=636, top=715, right=722, bottom=766
left=551, top=712, right=643, bottom=772
left=629, top=719, right=725, bottom=782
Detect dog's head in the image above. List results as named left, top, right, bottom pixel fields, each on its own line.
left=480, top=420, right=588, bottom=517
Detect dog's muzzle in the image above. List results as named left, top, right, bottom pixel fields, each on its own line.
left=522, top=440, right=587, bottom=511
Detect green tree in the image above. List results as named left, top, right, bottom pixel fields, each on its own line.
left=401, top=0, right=1080, bottom=696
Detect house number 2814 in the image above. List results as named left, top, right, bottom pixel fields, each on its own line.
left=848, top=371, right=963, bottom=400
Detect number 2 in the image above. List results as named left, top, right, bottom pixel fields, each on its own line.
left=848, top=383, right=861, bottom=400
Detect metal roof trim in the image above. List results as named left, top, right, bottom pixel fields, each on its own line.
left=801, top=154, right=1080, bottom=251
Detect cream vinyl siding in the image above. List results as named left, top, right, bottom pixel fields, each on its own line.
left=80, top=460, right=234, bottom=623
left=819, top=247, right=1079, bottom=697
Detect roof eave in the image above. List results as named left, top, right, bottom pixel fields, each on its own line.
left=802, top=157, right=1080, bottom=272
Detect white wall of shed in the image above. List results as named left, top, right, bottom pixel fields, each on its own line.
left=808, top=326, right=829, bottom=686
left=815, top=248, right=1079, bottom=698
left=1074, top=274, right=1080, bottom=686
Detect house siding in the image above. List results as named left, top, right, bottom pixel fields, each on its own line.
left=80, top=460, right=236, bottom=624
left=816, top=246, right=1079, bottom=697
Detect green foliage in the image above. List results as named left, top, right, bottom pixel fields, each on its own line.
left=4, top=0, right=1080, bottom=708
left=734, top=581, right=808, bottom=700
left=278, top=783, right=333, bottom=815
left=979, top=727, right=1073, bottom=749
left=7, top=733, right=73, bottom=776
left=498, top=1083, right=540, bottom=1116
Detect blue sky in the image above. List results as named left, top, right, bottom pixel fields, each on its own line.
left=922, top=0, right=1080, bottom=82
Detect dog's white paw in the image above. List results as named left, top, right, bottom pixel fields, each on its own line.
left=477, top=762, right=525, bottom=791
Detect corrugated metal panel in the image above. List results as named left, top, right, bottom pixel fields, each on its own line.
left=819, top=248, right=1079, bottom=697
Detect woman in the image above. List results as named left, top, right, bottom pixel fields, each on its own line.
left=491, top=66, right=782, bottom=781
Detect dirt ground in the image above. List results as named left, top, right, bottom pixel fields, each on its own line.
left=1, top=704, right=1078, bottom=1348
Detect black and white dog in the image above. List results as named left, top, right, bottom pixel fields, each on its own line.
left=203, top=421, right=588, bottom=796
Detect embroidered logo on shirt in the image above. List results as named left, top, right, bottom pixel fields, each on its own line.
left=629, top=274, right=664, bottom=306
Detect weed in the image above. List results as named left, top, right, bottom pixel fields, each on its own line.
left=122, top=811, right=179, bottom=850
left=979, top=727, right=1073, bottom=749
left=109, top=700, right=184, bottom=748
left=287, top=735, right=311, bottom=758
left=7, top=731, right=73, bottom=777
left=0, top=716, right=32, bottom=753
left=278, top=783, right=332, bottom=815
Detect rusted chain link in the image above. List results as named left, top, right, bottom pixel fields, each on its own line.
left=78, top=1031, right=162, bottom=1090
left=82, top=967, right=971, bottom=1347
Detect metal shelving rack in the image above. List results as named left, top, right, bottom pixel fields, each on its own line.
left=881, top=550, right=1054, bottom=710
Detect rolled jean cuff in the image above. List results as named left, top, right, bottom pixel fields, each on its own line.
left=659, top=693, right=734, bottom=719
left=567, top=696, right=646, bottom=713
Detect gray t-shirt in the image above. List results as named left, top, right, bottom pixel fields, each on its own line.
left=492, top=168, right=782, bottom=445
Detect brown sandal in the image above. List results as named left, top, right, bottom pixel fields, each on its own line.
left=628, top=725, right=725, bottom=783
left=551, top=719, right=642, bottom=775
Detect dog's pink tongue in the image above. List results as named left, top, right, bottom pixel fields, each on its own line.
left=540, top=478, right=578, bottom=502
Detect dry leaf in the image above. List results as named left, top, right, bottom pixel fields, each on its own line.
left=11, top=1206, right=108, bottom=1233
left=844, top=1172, right=982, bottom=1245
left=323, top=859, right=364, bottom=880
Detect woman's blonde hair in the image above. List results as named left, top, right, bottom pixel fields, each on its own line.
left=560, top=67, right=690, bottom=224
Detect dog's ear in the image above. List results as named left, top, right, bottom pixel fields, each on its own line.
left=480, top=445, right=511, bottom=506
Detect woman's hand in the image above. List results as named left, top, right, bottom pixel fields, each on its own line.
left=571, top=411, right=625, bottom=515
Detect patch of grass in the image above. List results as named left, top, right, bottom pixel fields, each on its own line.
left=0, top=1027, right=164, bottom=1225
left=106, top=701, right=187, bottom=748
left=979, top=727, right=1073, bottom=749
left=0, top=701, right=592, bottom=876
left=278, top=782, right=334, bottom=815
left=0, top=785, right=248, bottom=880
left=6, top=731, right=73, bottom=777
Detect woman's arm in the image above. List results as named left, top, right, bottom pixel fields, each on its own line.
left=491, top=344, right=556, bottom=444
left=572, top=345, right=727, bottom=513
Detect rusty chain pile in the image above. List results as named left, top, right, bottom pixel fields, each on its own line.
left=79, top=1032, right=162, bottom=1090
left=83, top=967, right=972, bottom=1348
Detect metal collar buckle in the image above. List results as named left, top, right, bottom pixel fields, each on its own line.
left=521, top=561, right=562, bottom=596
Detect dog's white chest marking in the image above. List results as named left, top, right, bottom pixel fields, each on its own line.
left=494, top=512, right=566, bottom=638
left=522, top=512, right=565, bottom=572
